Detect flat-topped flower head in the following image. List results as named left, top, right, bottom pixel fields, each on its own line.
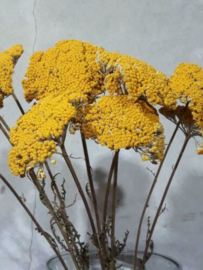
left=81, top=95, right=165, bottom=163
left=169, top=63, right=203, bottom=137
left=9, top=94, right=76, bottom=177
left=97, top=51, right=176, bottom=108
left=0, top=45, right=24, bottom=107
left=22, top=39, right=176, bottom=110
left=22, top=40, right=105, bottom=103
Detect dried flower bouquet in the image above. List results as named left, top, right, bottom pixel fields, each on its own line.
left=0, top=40, right=203, bottom=270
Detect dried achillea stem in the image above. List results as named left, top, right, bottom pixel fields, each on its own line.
left=140, top=134, right=191, bottom=269
left=0, top=116, right=10, bottom=131
left=12, top=93, right=25, bottom=114
left=133, top=102, right=190, bottom=269
left=0, top=123, right=11, bottom=145
left=102, top=152, right=118, bottom=227
left=80, top=132, right=108, bottom=258
left=29, top=170, right=83, bottom=270
left=110, top=151, right=119, bottom=270
left=0, top=173, right=69, bottom=270
left=60, top=143, right=106, bottom=270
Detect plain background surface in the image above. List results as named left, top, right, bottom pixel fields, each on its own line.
left=0, top=0, right=203, bottom=269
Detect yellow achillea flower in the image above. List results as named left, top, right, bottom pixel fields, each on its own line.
left=0, top=45, right=24, bottom=107
left=81, top=95, right=165, bottom=163
left=97, top=51, right=176, bottom=108
left=16, top=40, right=174, bottom=167
left=9, top=94, right=76, bottom=177
left=169, top=63, right=203, bottom=154
left=22, top=39, right=175, bottom=109
left=22, top=40, right=105, bottom=103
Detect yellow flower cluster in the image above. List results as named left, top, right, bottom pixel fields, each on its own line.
left=9, top=94, right=76, bottom=176
left=22, top=40, right=104, bottom=103
left=170, top=63, right=203, bottom=132
left=0, top=45, right=23, bottom=107
left=18, top=40, right=171, bottom=166
left=8, top=39, right=174, bottom=175
left=82, top=95, right=165, bottom=162
left=97, top=51, right=176, bottom=108
left=169, top=63, right=203, bottom=155
left=22, top=39, right=176, bottom=109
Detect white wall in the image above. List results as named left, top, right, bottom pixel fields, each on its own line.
left=0, top=0, right=203, bottom=269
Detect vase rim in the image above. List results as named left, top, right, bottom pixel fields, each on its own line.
left=46, top=250, right=183, bottom=270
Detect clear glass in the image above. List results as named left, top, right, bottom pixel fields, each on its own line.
left=47, top=251, right=182, bottom=270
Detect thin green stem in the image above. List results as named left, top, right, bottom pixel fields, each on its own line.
left=110, top=151, right=119, bottom=270
left=140, top=135, right=190, bottom=269
left=0, top=173, right=69, bottom=270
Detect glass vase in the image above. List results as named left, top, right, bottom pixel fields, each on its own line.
left=47, top=250, right=182, bottom=270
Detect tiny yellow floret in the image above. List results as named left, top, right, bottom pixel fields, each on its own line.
left=51, top=159, right=56, bottom=165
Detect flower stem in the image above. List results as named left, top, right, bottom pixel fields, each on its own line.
left=45, top=161, right=64, bottom=206
left=0, top=173, right=69, bottom=270
left=80, top=133, right=103, bottom=235
left=110, top=151, right=119, bottom=270
left=0, top=116, right=10, bottom=131
left=133, top=102, right=189, bottom=269
left=103, top=152, right=117, bottom=227
left=60, top=144, right=106, bottom=270
left=61, top=144, right=97, bottom=236
left=44, top=161, right=87, bottom=269
left=12, top=93, right=25, bottom=114
left=140, top=135, right=190, bottom=269
left=0, top=124, right=12, bottom=145
left=29, top=171, right=81, bottom=270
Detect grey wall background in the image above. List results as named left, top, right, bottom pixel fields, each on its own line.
left=0, top=0, right=203, bottom=269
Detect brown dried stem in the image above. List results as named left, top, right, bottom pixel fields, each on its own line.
left=133, top=102, right=189, bottom=269
left=12, top=93, right=25, bottom=114
left=80, top=134, right=105, bottom=250
left=80, top=133, right=102, bottom=233
left=110, top=150, right=119, bottom=270
left=0, top=116, right=10, bottom=131
left=103, top=152, right=118, bottom=227
left=29, top=171, right=82, bottom=270
left=60, top=143, right=106, bottom=270
left=140, top=134, right=191, bottom=269
left=45, top=161, right=64, bottom=206
left=0, top=123, right=12, bottom=145
left=0, top=173, right=69, bottom=270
